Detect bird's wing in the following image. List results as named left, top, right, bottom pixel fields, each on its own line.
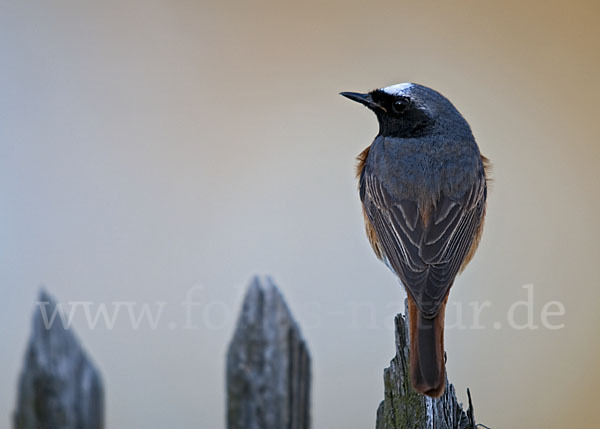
left=360, top=167, right=486, bottom=318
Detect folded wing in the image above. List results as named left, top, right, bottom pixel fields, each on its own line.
left=360, top=166, right=486, bottom=318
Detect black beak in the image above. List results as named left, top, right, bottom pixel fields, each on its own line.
left=340, top=91, right=386, bottom=112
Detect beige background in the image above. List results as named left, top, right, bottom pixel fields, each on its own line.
left=1, top=0, right=599, bottom=427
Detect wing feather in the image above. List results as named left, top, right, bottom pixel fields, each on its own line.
left=360, top=166, right=486, bottom=318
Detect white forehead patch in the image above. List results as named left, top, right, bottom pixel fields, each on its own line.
left=381, top=82, right=413, bottom=96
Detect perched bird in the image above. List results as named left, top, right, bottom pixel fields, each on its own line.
left=341, top=83, right=489, bottom=398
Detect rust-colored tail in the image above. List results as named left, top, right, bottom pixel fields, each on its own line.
left=407, top=296, right=447, bottom=398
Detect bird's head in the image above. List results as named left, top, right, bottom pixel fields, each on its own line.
left=340, top=83, right=471, bottom=139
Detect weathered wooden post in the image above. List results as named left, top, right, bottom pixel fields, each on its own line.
left=376, top=302, right=477, bottom=429
left=13, top=290, right=104, bottom=429
left=226, top=276, right=311, bottom=429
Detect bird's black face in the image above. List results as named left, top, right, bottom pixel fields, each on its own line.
left=341, top=83, right=439, bottom=139
left=369, top=90, right=433, bottom=138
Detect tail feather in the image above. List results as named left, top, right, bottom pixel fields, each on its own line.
left=407, top=295, right=447, bottom=398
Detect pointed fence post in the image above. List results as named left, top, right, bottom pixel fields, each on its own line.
left=13, top=290, right=104, bottom=429
left=226, top=276, right=311, bottom=429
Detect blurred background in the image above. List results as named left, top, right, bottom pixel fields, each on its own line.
left=1, top=0, right=599, bottom=427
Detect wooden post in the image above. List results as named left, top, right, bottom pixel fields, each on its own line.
left=376, top=301, right=478, bottom=429
left=226, top=276, right=311, bottom=429
left=13, top=290, right=104, bottom=429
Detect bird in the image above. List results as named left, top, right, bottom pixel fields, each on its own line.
left=341, top=83, right=489, bottom=398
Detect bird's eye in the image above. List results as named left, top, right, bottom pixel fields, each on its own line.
left=392, top=97, right=410, bottom=114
